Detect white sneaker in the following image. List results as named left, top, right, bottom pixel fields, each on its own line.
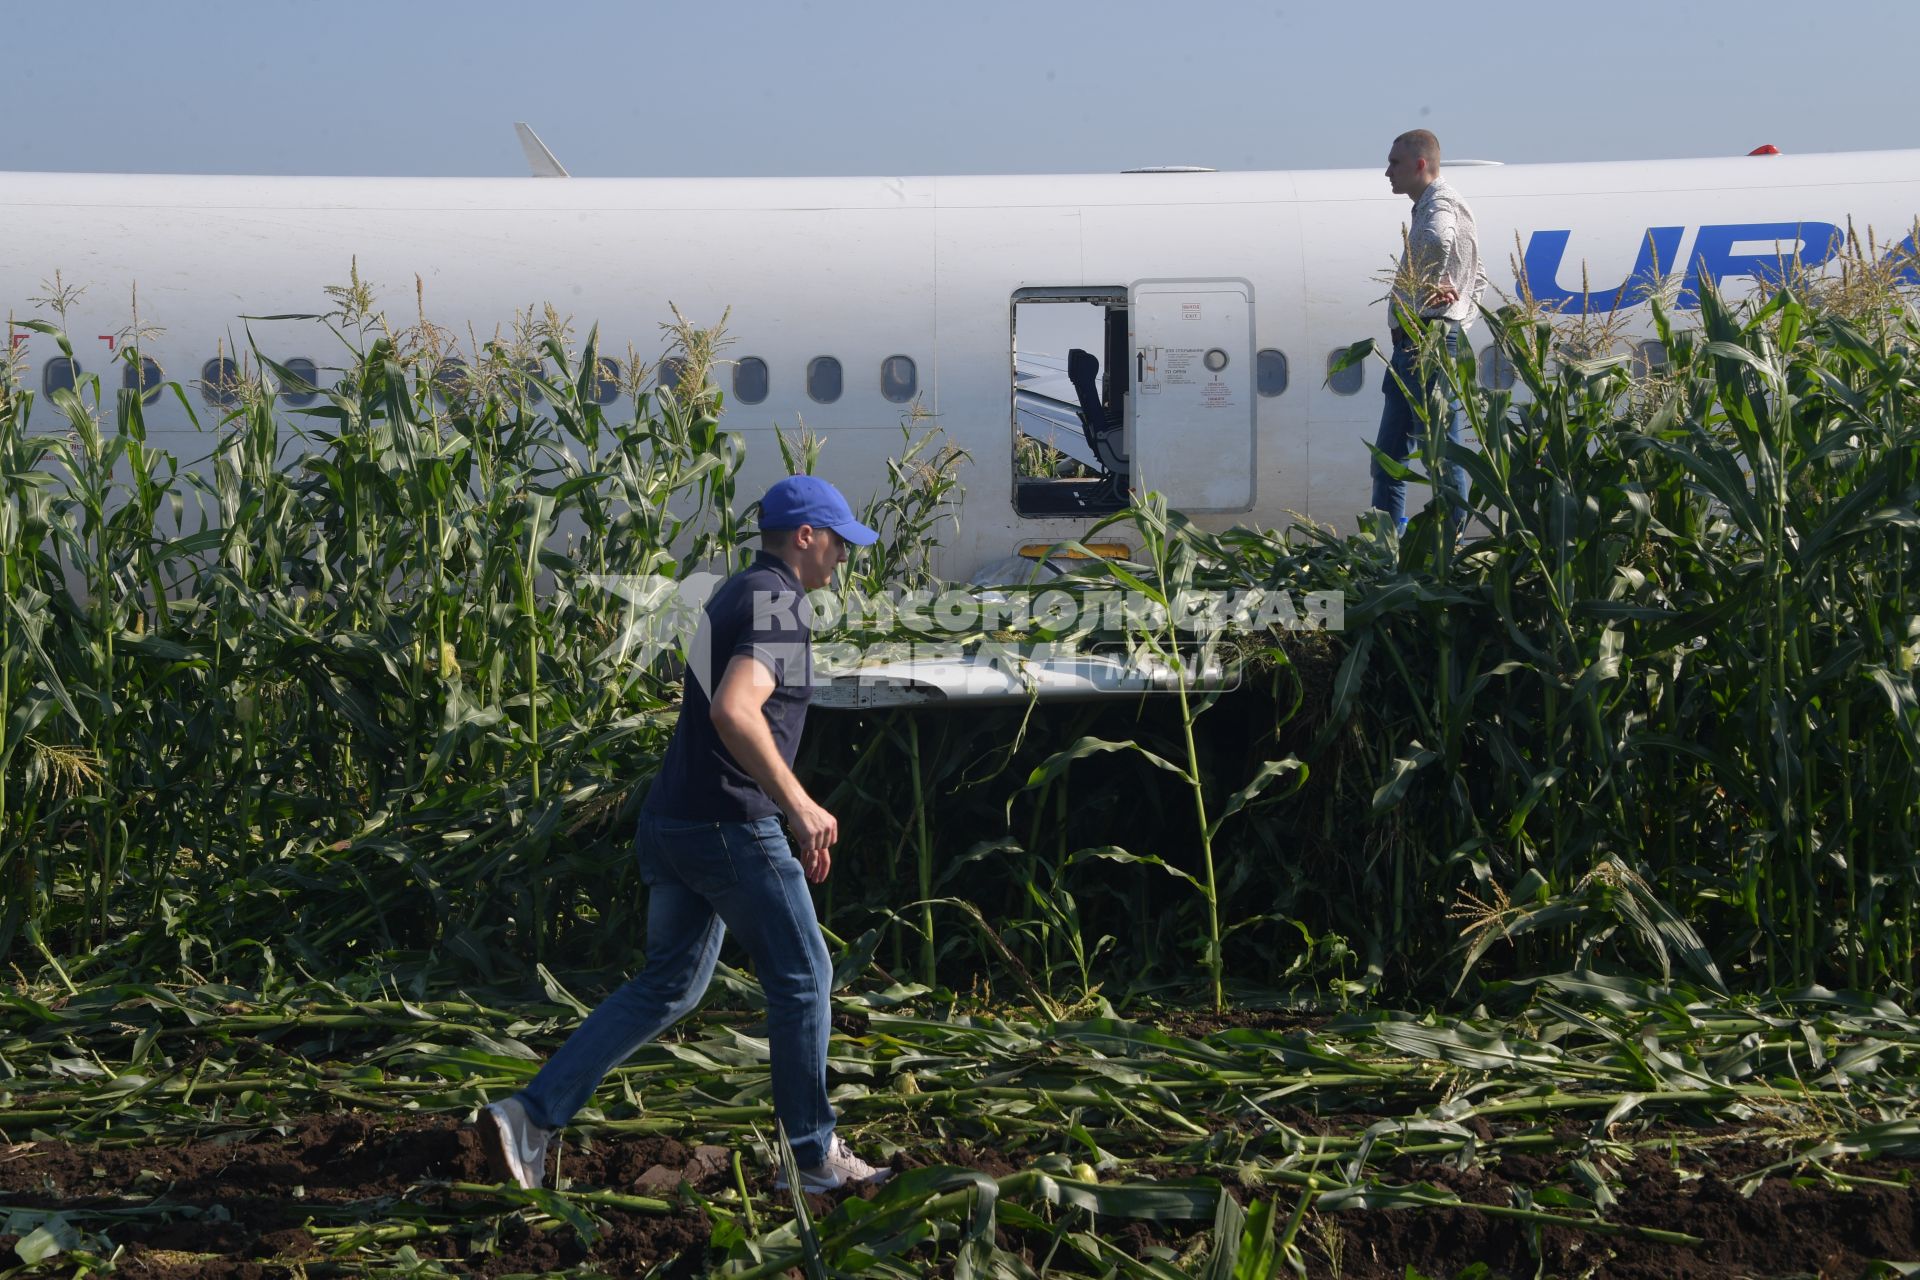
left=775, top=1134, right=894, bottom=1193
left=479, top=1097, right=550, bottom=1190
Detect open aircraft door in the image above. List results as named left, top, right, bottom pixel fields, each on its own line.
left=1127, top=278, right=1256, bottom=512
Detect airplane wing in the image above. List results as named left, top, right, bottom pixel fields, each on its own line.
left=811, top=648, right=1231, bottom=707
left=1014, top=390, right=1100, bottom=469
left=1013, top=353, right=1100, bottom=469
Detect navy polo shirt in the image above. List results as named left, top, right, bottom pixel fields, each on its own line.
left=644, top=552, right=814, bottom=822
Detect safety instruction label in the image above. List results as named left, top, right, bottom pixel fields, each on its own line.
left=1141, top=347, right=1236, bottom=407
left=1165, top=349, right=1201, bottom=385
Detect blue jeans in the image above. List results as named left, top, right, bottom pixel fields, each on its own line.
left=514, top=812, right=837, bottom=1166
left=1371, top=325, right=1471, bottom=526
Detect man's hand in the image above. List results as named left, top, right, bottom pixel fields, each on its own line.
left=1425, top=282, right=1460, bottom=309
left=797, top=843, right=832, bottom=883
left=785, top=795, right=838, bottom=883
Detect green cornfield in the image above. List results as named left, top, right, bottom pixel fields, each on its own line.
left=2, top=262, right=1919, bottom=1276
left=4, top=273, right=1915, bottom=1002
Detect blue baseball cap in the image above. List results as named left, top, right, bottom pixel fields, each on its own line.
left=758, top=474, right=879, bottom=545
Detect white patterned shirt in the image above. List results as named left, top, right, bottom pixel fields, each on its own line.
left=1391, top=176, right=1486, bottom=330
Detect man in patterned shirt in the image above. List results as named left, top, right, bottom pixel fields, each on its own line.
left=1372, top=128, right=1485, bottom=532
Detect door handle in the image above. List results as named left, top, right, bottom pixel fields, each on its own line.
left=1137, top=351, right=1144, bottom=381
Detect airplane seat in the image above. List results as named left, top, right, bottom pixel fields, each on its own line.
left=1066, top=348, right=1129, bottom=475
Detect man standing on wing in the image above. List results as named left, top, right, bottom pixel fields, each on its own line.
left=480, top=475, right=892, bottom=1193
left=1372, top=127, right=1486, bottom=530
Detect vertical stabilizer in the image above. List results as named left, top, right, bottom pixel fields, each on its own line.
left=514, top=123, right=570, bottom=178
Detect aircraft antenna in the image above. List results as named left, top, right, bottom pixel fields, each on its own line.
left=514, top=123, right=571, bottom=178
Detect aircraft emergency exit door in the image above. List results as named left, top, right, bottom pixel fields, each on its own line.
left=1127, top=279, right=1256, bottom=512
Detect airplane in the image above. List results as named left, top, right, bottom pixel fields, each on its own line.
left=5, top=137, right=1917, bottom=702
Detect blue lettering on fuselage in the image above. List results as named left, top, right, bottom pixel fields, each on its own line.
left=1892, top=226, right=1920, bottom=288
left=1521, top=227, right=1683, bottom=313
left=1519, top=220, right=1915, bottom=312
left=1675, top=222, right=1843, bottom=307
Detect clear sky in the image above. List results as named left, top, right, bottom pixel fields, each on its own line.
left=5, top=0, right=1913, bottom=179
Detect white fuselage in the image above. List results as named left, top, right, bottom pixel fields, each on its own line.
left=5, top=152, right=1917, bottom=578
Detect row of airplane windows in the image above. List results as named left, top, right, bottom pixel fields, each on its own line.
left=31, top=342, right=1669, bottom=409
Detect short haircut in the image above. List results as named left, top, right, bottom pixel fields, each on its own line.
left=760, top=526, right=847, bottom=552
left=1394, top=129, right=1442, bottom=170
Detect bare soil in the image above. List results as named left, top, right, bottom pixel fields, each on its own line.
left=0, top=1113, right=1914, bottom=1277
left=0, top=1115, right=713, bottom=1278
left=1323, top=1142, right=1919, bottom=1279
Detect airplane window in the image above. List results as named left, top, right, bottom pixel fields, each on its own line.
left=733, top=356, right=769, bottom=405
left=1479, top=346, right=1516, bottom=391
left=201, top=357, right=241, bottom=408
left=281, top=357, right=320, bottom=407
left=658, top=356, right=687, bottom=393
left=591, top=356, right=621, bottom=405
left=432, top=357, right=470, bottom=404
left=124, top=357, right=165, bottom=405
left=43, top=357, right=82, bottom=398
left=1256, top=349, right=1289, bottom=397
left=880, top=355, right=917, bottom=403
left=1326, top=349, right=1364, bottom=396
left=807, top=356, right=842, bottom=404
left=518, top=357, right=545, bottom=403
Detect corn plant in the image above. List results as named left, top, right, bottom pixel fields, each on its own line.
left=5, top=260, right=1919, bottom=1007
left=0, top=282, right=748, bottom=981
left=802, top=270, right=1917, bottom=1004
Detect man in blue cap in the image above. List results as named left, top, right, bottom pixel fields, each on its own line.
left=480, top=475, right=890, bottom=1193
